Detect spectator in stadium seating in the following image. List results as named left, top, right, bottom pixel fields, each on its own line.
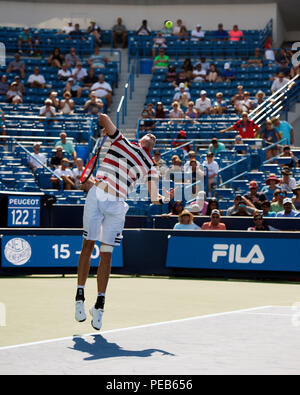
left=88, top=47, right=110, bottom=70
left=292, top=184, right=300, bottom=211
left=153, top=48, right=169, bottom=70
left=228, top=25, right=244, bottom=42
left=187, top=159, right=204, bottom=195
left=0, top=75, right=9, bottom=97
left=206, top=197, right=221, bottom=216
left=231, top=85, right=244, bottom=112
left=264, top=35, right=275, bottom=62
left=58, top=63, right=71, bottom=81
left=192, top=63, right=206, bottom=82
left=58, top=20, right=74, bottom=35
left=164, top=157, right=183, bottom=182
left=173, top=69, right=190, bottom=88
left=271, top=116, right=294, bottom=146
left=178, top=25, right=189, bottom=41
left=197, top=56, right=210, bottom=73
left=206, top=64, right=222, bottom=83
left=165, top=65, right=177, bottom=83
left=140, top=103, right=156, bottom=131
left=60, top=91, right=75, bottom=115
left=90, top=74, right=112, bottom=110
left=169, top=101, right=184, bottom=121
left=173, top=210, right=201, bottom=230
left=48, top=48, right=65, bottom=69
left=87, top=21, right=101, bottom=47
left=279, top=145, right=297, bottom=168
left=246, top=48, right=263, bottom=68
left=83, top=67, right=99, bottom=90
left=161, top=20, right=173, bottom=36
left=208, top=137, right=226, bottom=155
left=181, top=59, right=194, bottom=81
left=55, top=132, right=77, bottom=162
left=239, top=91, right=253, bottom=114
left=226, top=194, right=256, bottom=216
left=270, top=189, right=292, bottom=213
left=112, top=17, right=127, bottom=48
left=214, top=23, right=228, bottom=41
left=64, top=77, right=82, bottom=99
left=152, top=32, right=167, bottom=57
left=185, top=101, right=198, bottom=122
left=51, top=157, right=75, bottom=190
left=276, top=198, right=300, bottom=217
left=220, top=112, right=260, bottom=138
left=6, top=53, right=25, bottom=79
left=290, top=63, right=300, bottom=79
left=71, top=62, right=87, bottom=85
left=279, top=166, right=297, bottom=193
left=50, top=145, right=64, bottom=168
left=211, top=92, right=227, bottom=115
left=233, top=135, right=247, bottom=155
left=172, top=19, right=183, bottom=37
left=39, top=99, right=56, bottom=118
left=191, top=25, right=205, bottom=41
left=247, top=213, right=272, bottom=231
left=184, top=204, right=202, bottom=216
left=32, top=30, right=42, bottom=57
left=155, top=102, right=167, bottom=119
left=27, top=66, right=46, bottom=89
left=173, top=83, right=191, bottom=109
left=203, top=152, right=219, bottom=192
left=260, top=174, right=280, bottom=199
left=69, top=23, right=86, bottom=41
left=202, top=209, right=226, bottom=230
left=260, top=201, right=277, bottom=217
left=18, top=27, right=33, bottom=55
left=221, top=62, right=235, bottom=82
left=0, top=109, right=6, bottom=136
left=187, top=191, right=209, bottom=215
left=166, top=200, right=185, bottom=216
left=153, top=150, right=167, bottom=178
left=72, top=158, right=84, bottom=189
left=14, top=76, right=25, bottom=95
left=252, top=90, right=266, bottom=110
left=244, top=180, right=267, bottom=210
left=260, top=119, right=281, bottom=160
left=48, top=90, right=59, bottom=111
left=195, top=90, right=212, bottom=116
left=171, top=130, right=191, bottom=154
left=271, top=72, right=290, bottom=94
left=6, top=82, right=23, bottom=104
left=275, top=59, right=291, bottom=78
left=28, top=142, right=47, bottom=172
left=275, top=48, right=292, bottom=65
left=65, top=48, right=80, bottom=68
left=83, top=91, right=103, bottom=115
left=136, top=20, right=151, bottom=36
left=183, top=150, right=201, bottom=172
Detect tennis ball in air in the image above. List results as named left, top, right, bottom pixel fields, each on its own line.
left=165, top=21, right=173, bottom=29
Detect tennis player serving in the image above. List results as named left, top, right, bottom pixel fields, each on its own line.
left=75, top=113, right=174, bottom=330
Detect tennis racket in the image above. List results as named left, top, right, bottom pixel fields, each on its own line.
left=80, top=134, right=108, bottom=184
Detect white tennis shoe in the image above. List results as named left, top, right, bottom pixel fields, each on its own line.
left=75, top=300, right=86, bottom=322
left=89, top=307, right=104, bottom=331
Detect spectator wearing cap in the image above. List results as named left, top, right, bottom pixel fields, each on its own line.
left=83, top=92, right=103, bottom=115
left=55, top=132, right=77, bottom=162
left=220, top=112, right=260, bottom=139
left=276, top=198, right=300, bottom=217
left=14, top=76, right=25, bottom=95
left=189, top=191, right=209, bottom=215
left=214, top=23, right=228, bottom=41
left=171, top=130, right=191, bottom=154
left=239, top=91, right=253, bottom=114
left=173, top=83, right=191, bottom=109
left=58, top=20, right=74, bottom=35
left=6, top=53, right=26, bottom=79
left=48, top=90, right=59, bottom=111
left=221, top=62, right=235, bottom=82
left=27, top=66, right=46, bottom=89
left=261, top=174, right=280, bottom=200
left=233, top=135, right=247, bottom=154
left=279, top=166, right=297, bottom=193
left=64, top=77, right=82, bottom=99
left=271, top=72, right=290, bottom=94
left=228, top=25, right=244, bottom=42
left=203, top=152, right=219, bottom=192
left=253, top=90, right=266, bottom=110
left=39, top=99, right=56, bottom=118
left=208, top=138, right=226, bottom=155
left=60, top=91, right=75, bottom=115
left=201, top=209, right=226, bottom=230
left=51, top=157, right=75, bottom=190
left=173, top=210, right=201, bottom=230
left=192, top=63, right=207, bottom=82
left=195, top=91, right=212, bottom=116
left=211, top=92, right=227, bottom=115
left=260, top=119, right=281, bottom=160
left=261, top=201, right=277, bottom=217
left=226, top=194, right=256, bottom=216
left=28, top=142, right=47, bottom=172
left=191, top=25, right=205, bottom=41
left=6, top=82, right=23, bottom=104
left=184, top=203, right=202, bottom=216
left=248, top=213, right=272, bottom=231
left=292, top=184, right=300, bottom=211
left=244, top=181, right=267, bottom=210
left=271, top=116, right=294, bottom=146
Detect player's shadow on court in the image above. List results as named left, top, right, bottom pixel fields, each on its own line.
left=69, top=335, right=174, bottom=361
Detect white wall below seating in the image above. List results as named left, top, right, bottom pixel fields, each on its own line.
left=0, top=1, right=284, bottom=45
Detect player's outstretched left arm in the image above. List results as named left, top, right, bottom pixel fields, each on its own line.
left=148, top=180, right=175, bottom=205
left=99, top=113, right=117, bottom=137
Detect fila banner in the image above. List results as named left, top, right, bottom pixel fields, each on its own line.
left=166, top=235, right=300, bottom=272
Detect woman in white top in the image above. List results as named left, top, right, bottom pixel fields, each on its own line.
left=60, top=91, right=75, bottom=115
left=169, top=101, right=184, bottom=123
left=203, top=152, right=219, bottom=192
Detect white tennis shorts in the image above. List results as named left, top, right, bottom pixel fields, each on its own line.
left=83, top=185, right=129, bottom=246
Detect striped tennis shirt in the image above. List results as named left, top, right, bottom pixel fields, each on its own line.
left=95, top=129, right=158, bottom=199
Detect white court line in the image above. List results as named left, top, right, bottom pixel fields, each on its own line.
left=0, top=305, right=273, bottom=352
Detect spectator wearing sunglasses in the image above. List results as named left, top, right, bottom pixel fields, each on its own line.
left=270, top=189, right=296, bottom=213
left=201, top=209, right=226, bottom=230
left=248, top=213, right=271, bottom=231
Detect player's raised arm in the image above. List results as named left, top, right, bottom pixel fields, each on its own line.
left=99, top=113, right=117, bottom=136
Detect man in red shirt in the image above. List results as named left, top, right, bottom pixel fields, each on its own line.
left=220, top=112, right=260, bottom=138
left=201, top=209, right=226, bottom=230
